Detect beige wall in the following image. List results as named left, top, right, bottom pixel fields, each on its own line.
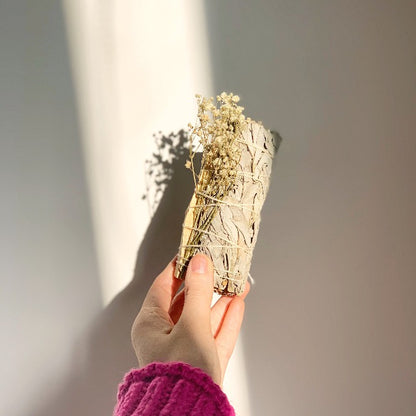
left=202, top=1, right=416, bottom=414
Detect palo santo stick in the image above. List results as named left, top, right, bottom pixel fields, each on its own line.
left=174, top=93, right=279, bottom=296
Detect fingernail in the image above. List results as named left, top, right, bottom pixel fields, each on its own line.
left=191, top=254, right=208, bottom=274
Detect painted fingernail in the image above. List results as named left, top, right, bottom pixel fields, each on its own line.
left=191, top=254, right=208, bottom=274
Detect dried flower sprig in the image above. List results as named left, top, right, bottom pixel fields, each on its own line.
left=175, top=92, right=252, bottom=279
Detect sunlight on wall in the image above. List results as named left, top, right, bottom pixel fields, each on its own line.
left=63, top=0, right=213, bottom=302
left=63, top=1, right=250, bottom=414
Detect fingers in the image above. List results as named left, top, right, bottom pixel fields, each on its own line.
left=211, top=296, right=233, bottom=337
left=180, top=253, right=214, bottom=326
left=215, top=297, right=245, bottom=369
left=211, top=281, right=250, bottom=337
left=142, top=256, right=182, bottom=311
left=168, top=287, right=185, bottom=324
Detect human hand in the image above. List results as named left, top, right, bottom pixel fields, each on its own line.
left=131, top=253, right=250, bottom=387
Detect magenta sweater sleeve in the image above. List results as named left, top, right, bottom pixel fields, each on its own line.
left=113, top=361, right=235, bottom=416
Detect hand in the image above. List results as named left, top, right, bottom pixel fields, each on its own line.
left=131, top=253, right=250, bottom=387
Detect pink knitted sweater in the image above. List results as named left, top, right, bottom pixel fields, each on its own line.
left=113, top=362, right=235, bottom=415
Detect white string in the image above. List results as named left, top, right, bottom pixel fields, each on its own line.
left=189, top=203, right=255, bottom=215
left=182, top=225, right=241, bottom=247
left=179, top=244, right=250, bottom=253
left=176, top=259, right=243, bottom=282
left=193, top=191, right=257, bottom=215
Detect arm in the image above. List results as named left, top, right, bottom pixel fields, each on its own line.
left=113, top=254, right=249, bottom=415
left=114, top=362, right=235, bottom=416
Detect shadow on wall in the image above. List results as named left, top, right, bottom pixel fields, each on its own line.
left=33, top=131, right=195, bottom=416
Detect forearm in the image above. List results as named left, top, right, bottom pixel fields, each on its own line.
left=113, top=361, right=235, bottom=416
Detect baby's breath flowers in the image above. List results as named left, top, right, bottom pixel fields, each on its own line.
left=176, top=92, right=250, bottom=279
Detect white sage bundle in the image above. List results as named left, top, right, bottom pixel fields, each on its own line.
left=174, top=93, right=278, bottom=296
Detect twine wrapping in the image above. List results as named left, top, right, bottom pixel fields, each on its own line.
left=174, top=121, right=280, bottom=295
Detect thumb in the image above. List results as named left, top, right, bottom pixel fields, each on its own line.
left=181, top=253, right=214, bottom=325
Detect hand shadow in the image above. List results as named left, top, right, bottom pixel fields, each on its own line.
left=33, top=130, right=195, bottom=416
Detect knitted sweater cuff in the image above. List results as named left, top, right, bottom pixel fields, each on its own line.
left=113, top=362, right=235, bottom=416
